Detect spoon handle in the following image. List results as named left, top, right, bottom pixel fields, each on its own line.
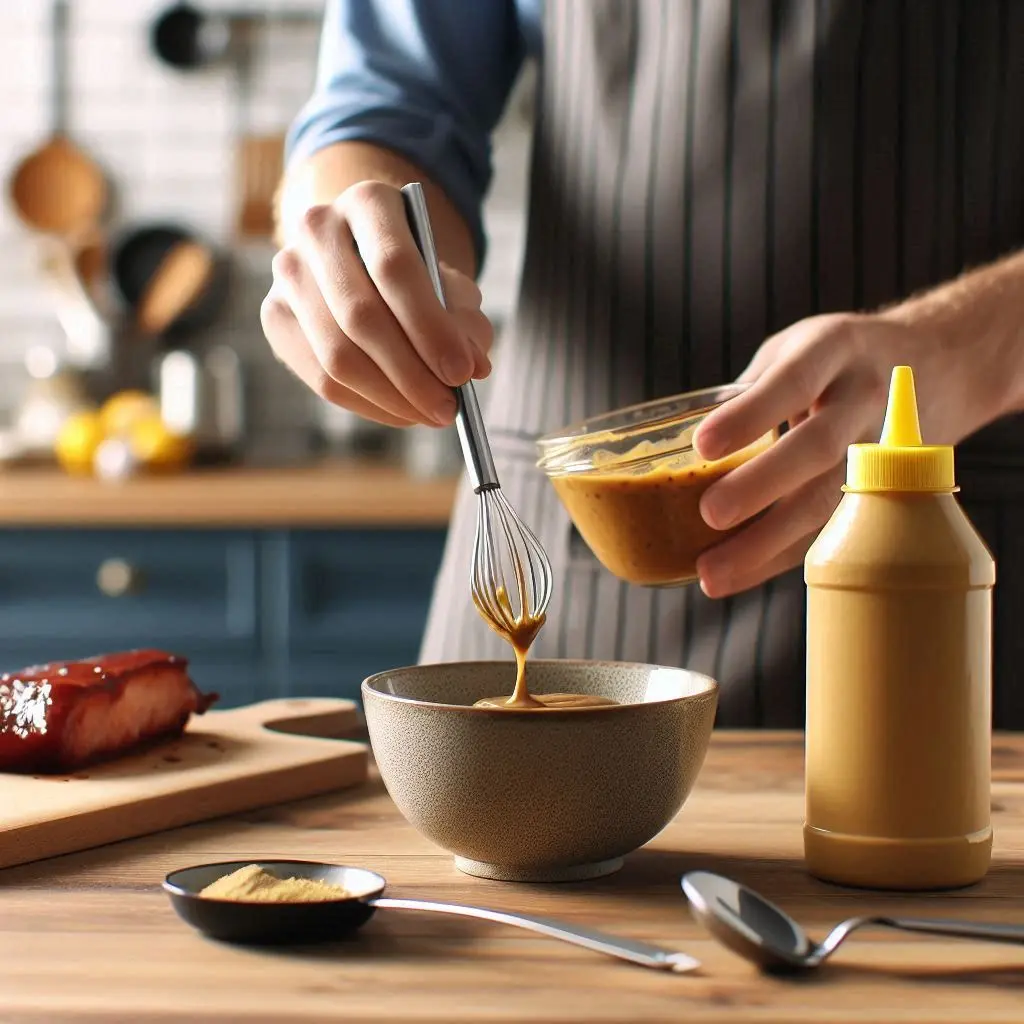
left=880, top=916, right=1024, bottom=945
left=369, top=897, right=700, bottom=972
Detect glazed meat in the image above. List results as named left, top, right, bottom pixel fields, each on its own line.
left=0, top=649, right=217, bottom=773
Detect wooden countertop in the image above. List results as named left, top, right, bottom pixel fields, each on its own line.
left=2, top=731, right=1022, bottom=1022
left=0, top=460, right=459, bottom=527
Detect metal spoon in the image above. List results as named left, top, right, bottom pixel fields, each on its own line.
left=165, top=860, right=699, bottom=972
left=681, top=870, right=1024, bottom=973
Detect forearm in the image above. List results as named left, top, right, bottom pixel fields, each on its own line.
left=275, top=140, right=478, bottom=278
left=881, top=248, right=1024, bottom=423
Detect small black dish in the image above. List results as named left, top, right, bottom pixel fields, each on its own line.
left=163, top=860, right=386, bottom=945
left=166, top=860, right=701, bottom=970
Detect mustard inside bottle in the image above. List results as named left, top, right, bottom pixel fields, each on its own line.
left=803, top=365, right=995, bottom=890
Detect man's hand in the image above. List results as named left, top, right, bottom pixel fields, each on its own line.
left=263, top=178, right=493, bottom=429
left=691, top=311, right=991, bottom=599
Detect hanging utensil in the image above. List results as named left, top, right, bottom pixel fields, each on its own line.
left=74, top=236, right=108, bottom=304
left=149, top=3, right=322, bottom=72
left=231, top=18, right=283, bottom=239
left=150, top=1, right=233, bottom=69
left=8, top=0, right=107, bottom=240
left=237, top=132, right=284, bottom=239
left=39, top=238, right=112, bottom=368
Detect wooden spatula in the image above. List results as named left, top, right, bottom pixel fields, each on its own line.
left=237, top=132, right=285, bottom=238
left=136, top=240, right=214, bottom=336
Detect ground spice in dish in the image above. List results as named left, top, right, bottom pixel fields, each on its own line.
left=199, top=864, right=349, bottom=903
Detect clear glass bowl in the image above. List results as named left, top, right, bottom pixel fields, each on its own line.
left=536, top=385, right=776, bottom=587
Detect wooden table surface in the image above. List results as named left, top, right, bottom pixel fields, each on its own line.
left=2, top=732, right=1023, bottom=1023
left=0, top=460, right=457, bottom=527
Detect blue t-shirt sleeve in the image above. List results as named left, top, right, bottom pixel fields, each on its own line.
left=287, top=0, right=527, bottom=265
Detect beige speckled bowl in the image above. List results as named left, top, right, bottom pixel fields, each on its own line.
left=361, top=660, right=718, bottom=883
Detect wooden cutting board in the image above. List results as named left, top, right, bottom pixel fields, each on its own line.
left=0, top=697, right=368, bottom=870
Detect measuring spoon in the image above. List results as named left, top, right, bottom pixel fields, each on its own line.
left=682, top=869, right=1024, bottom=973
left=165, top=860, right=698, bottom=972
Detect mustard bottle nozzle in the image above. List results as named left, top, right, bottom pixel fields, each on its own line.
left=845, top=365, right=955, bottom=492
left=879, top=365, right=923, bottom=448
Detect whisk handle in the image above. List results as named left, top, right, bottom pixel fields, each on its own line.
left=401, top=182, right=499, bottom=492
left=453, top=384, right=499, bottom=492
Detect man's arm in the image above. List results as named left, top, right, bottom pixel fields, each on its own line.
left=262, top=0, right=524, bottom=430
left=277, top=0, right=527, bottom=275
left=881, top=248, right=1024, bottom=425
left=693, top=246, right=1024, bottom=598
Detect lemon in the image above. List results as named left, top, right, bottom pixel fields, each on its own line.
left=99, top=390, right=159, bottom=438
left=128, top=413, right=193, bottom=471
left=54, top=410, right=104, bottom=475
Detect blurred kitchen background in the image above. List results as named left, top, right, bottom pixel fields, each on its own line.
left=0, top=0, right=535, bottom=705
left=0, top=0, right=533, bottom=474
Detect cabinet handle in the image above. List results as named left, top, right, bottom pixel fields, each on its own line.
left=96, top=558, right=143, bottom=597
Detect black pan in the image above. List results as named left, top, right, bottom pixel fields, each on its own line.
left=150, top=2, right=231, bottom=70
left=110, top=222, right=229, bottom=341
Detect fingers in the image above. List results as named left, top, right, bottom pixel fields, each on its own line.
left=336, top=182, right=479, bottom=386
left=695, top=315, right=860, bottom=460
left=696, top=468, right=845, bottom=598
left=270, top=246, right=450, bottom=426
left=699, top=532, right=819, bottom=599
left=264, top=182, right=496, bottom=430
left=260, top=287, right=418, bottom=428
left=442, top=263, right=493, bottom=377
left=699, top=379, right=864, bottom=531
left=734, top=338, right=777, bottom=385
left=439, top=263, right=484, bottom=333
left=292, top=213, right=460, bottom=427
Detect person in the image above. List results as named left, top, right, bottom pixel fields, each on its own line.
left=264, top=0, right=1024, bottom=727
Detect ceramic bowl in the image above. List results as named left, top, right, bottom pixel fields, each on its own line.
left=361, top=660, right=718, bottom=883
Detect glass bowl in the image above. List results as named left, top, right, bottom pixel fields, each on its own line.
left=536, top=385, right=777, bottom=587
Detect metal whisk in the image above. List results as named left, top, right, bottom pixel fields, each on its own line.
left=401, top=183, right=553, bottom=638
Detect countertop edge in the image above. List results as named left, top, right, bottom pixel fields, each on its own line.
left=0, top=461, right=461, bottom=528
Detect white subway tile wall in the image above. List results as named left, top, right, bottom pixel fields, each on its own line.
left=0, top=0, right=531, bottom=448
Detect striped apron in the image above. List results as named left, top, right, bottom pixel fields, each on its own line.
left=421, top=0, right=1024, bottom=729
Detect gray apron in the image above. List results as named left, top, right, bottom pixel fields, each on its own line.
left=421, top=0, right=1024, bottom=729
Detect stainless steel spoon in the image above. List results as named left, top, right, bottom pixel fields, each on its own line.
left=165, top=860, right=699, bottom=972
left=682, top=870, right=1024, bottom=973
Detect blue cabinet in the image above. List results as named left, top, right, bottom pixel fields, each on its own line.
left=0, top=527, right=447, bottom=708
left=267, top=529, right=444, bottom=699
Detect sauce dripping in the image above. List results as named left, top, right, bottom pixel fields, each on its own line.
left=471, top=586, right=616, bottom=712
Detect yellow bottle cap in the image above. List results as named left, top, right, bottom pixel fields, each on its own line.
left=845, top=366, right=955, bottom=492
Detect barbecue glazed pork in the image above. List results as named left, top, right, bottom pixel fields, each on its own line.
left=0, top=649, right=217, bottom=773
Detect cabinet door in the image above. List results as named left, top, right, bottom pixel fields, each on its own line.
left=0, top=530, right=263, bottom=708
left=274, top=529, right=446, bottom=700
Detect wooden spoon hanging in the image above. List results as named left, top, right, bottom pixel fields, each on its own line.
left=8, top=0, right=107, bottom=239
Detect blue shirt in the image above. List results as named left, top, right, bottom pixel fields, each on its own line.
left=287, top=0, right=544, bottom=265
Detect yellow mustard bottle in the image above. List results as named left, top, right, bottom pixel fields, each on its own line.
left=803, top=365, right=995, bottom=890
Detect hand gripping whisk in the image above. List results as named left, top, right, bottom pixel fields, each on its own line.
left=401, top=183, right=553, bottom=648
